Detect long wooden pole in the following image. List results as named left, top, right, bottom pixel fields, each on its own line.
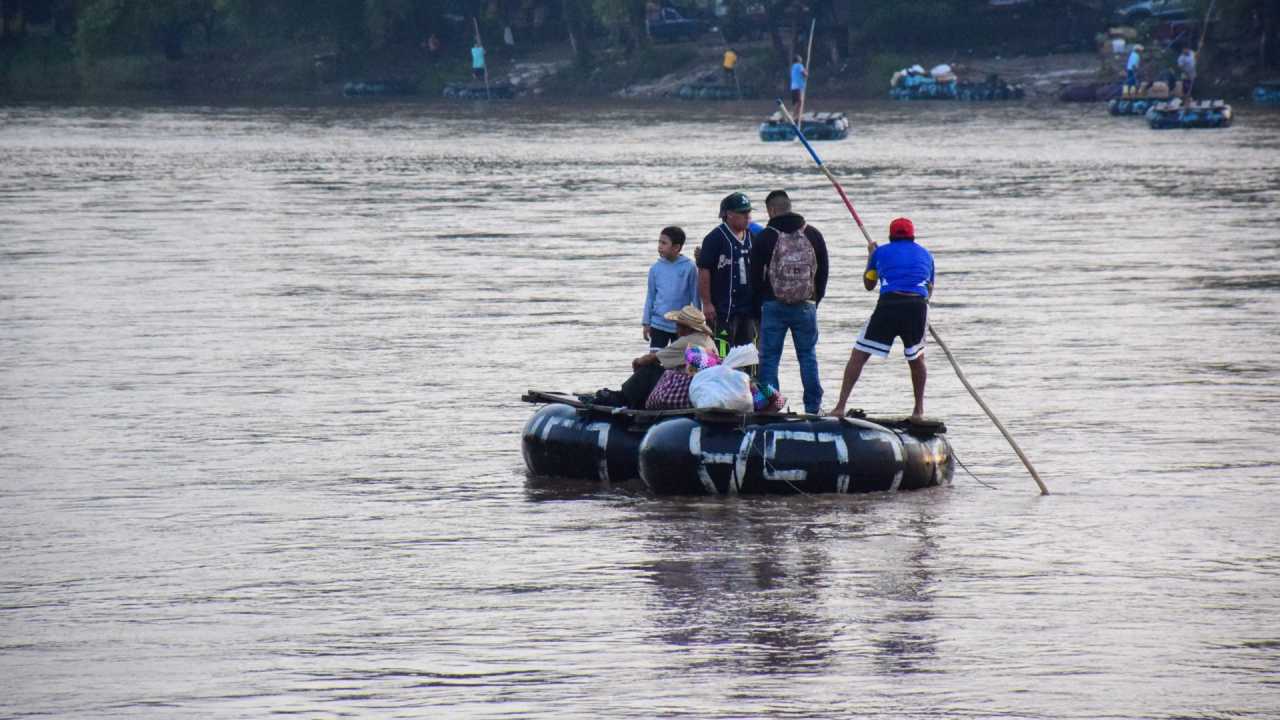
left=1191, top=0, right=1217, bottom=98
left=796, top=18, right=816, bottom=123
left=776, top=100, right=1049, bottom=495
left=927, top=327, right=1049, bottom=494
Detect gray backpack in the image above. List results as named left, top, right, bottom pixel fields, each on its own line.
left=767, top=225, right=816, bottom=304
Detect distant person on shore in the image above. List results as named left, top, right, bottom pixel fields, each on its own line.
left=425, top=33, right=441, bottom=62
left=1125, top=44, right=1143, bottom=97
left=723, top=47, right=738, bottom=82
left=1177, top=47, right=1196, bottom=97
left=471, top=40, right=486, bottom=80
left=698, top=192, right=758, bottom=358
left=643, top=226, right=700, bottom=352
left=749, top=190, right=829, bottom=415
left=789, top=55, right=807, bottom=115
left=828, top=217, right=934, bottom=421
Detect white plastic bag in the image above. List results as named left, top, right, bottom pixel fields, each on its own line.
left=689, top=344, right=758, bottom=411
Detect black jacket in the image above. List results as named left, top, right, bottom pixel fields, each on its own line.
left=748, top=212, right=830, bottom=306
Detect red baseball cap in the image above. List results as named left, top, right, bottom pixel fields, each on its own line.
left=889, top=217, right=914, bottom=240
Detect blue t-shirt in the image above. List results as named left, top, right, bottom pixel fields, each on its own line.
left=790, top=63, right=806, bottom=91
left=472, top=46, right=486, bottom=69
left=865, top=239, right=934, bottom=297
left=1126, top=50, right=1140, bottom=71
left=697, top=223, right=754, bottom=318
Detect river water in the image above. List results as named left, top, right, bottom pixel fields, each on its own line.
left=2, top=98, right=1278, bottom=718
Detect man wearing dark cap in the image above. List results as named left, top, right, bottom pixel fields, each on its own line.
left=697, top=192, right=758, bottom=353
left=829, top=217, right=934, bottom=420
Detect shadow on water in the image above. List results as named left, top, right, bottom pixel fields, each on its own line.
left=634, top=498, right=944, bottom=679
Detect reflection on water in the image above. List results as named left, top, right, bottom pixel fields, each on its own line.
left=1, top=100, right=1279, bottom=718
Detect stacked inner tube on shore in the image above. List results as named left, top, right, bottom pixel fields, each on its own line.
left=521, top=391, right=953, bottom=495
left=759, top=111, right=849, bottom=142
left=1148, top=100, right=1233, bottom=129
left=442, top=82, right=515, bottom=99
left=676, top=83, right=754, bottom=100
left=343, top=79, right=417, bottom=96
left=1108, top=96, right=1168, bottom=115
left=889, top=80, right=1024, bottom=101
left=1254, top=82, right=1280, bottom=105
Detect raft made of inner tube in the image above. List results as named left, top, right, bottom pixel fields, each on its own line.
left=442, top=81, right=515, bottom=100
left=759, top=111, right=849, bottom=142
left=1254, top=81, right=1280, bottom=105
left=676, top=83, right=755, bottom=100
left=521, top=391, right=953, bottom=495
left=343, top=79, right=417, bottom=96
left=890, top=79, right=1024, bottom=101
left=1148, top=100, right=1233, bottom=129
left=1108, top=96, right=1169, bottom=115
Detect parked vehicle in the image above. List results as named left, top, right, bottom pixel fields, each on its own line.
left=1115, top=0, right=1193, bottom=25
left=647, top=7, right=712, bottom=43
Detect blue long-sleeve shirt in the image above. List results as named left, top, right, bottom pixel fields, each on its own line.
left=643, top=254, right=700, bottom=332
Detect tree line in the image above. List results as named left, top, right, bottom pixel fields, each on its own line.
left=1, top=0, right=1275, bottom=81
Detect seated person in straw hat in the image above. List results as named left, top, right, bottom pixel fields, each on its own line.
left=618, top=305, right=718, bottom=409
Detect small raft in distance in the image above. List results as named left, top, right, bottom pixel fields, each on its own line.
left=759, top=111, right=849, bottom=142
left=521, top=391, right=953, bottom=495
left=1148, top=100, right=1233, bottom=129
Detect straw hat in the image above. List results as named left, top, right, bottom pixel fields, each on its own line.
left=664, top=305, right=713, bottom=336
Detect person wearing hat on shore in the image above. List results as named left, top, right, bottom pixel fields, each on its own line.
left=828, top=217, right=934, bottom=421
left=616, top=305, right=719, bottom=409
left=1125, top=44, right=1143, bottom=98
left=697, top=192, right=758, bottom=357
left=1177, top=46, right=1196, bottom=98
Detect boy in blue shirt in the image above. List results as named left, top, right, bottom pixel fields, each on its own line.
left=829, top=217, right=935, bottom=420
left=643, top=226, right=700, bottom=351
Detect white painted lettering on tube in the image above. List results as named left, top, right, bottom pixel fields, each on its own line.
left=587, top=422, right=611, bottom=483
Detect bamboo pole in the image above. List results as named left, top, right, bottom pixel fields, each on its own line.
left=775, top=100, right=1049, bottom=495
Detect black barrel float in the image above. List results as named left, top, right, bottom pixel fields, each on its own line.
left=521, top=402, right=646, bottom=483
left=637, top=415, right=952, bottom=495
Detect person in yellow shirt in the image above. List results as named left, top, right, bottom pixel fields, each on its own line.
left=722, top=47, right=738, bottom=82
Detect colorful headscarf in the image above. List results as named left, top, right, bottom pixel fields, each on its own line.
left=685, top=346, right=720, bottom=372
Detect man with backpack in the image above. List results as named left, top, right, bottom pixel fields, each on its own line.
left=749, top=190, right=829, bottom=414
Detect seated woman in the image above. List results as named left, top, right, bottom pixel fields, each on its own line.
left=619, top=305, right=718, bottom=409
left=645, top=346, right=719, bottom=410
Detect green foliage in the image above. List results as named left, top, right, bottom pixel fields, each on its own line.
left=76, top=0, right=218, bottom=61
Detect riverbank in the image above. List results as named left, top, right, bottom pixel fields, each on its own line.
left=1, top=35, right=1267, bottom=104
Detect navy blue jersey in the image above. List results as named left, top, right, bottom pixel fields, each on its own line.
left=697, top=223, right=755, bottom=318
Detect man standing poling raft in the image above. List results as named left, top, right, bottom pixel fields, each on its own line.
left=829, top=217, right=934, bottom=421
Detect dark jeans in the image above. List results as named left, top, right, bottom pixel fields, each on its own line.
left=621, top=363, right=665, bottom=409
left=648, top=327, right=678, bottom=352
left=759, top=300, right=822, bottom=414
left=714, top=313, right=757, bottom=355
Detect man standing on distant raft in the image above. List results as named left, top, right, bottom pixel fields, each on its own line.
left=749, top=190, right=829, bottom=414
left=789, top=54, right=807, bottom=116
left=698, top=192, right=758, bottom=357
left=829, top=217, right=934, bottom=421
left=471, top=40, right=486, bottom=80
left=1124, top=44, right=1143, bottom=97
